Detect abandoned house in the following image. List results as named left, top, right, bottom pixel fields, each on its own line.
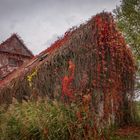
left=0, top=34, right=34, bottom=79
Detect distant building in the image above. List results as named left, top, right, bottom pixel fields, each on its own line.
left=0, top=34, right=34, bottom=79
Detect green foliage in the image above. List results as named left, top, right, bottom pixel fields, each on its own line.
left=114, top=0, right=140, bottom=98
left=0, top=99, right=74, bottom=140
left=114, top=0, right=140, bottom=61
left=0, top=99, right=140, bottom=139
left=0, top=99, right=97, bottom=140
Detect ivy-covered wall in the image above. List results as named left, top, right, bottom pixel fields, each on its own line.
left=0, top=12, right=136, bottom=124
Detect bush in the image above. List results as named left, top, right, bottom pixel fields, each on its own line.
left=0, top=98, right=105, bottom=140
left=0, top=99, right=74, bottom=140
left=0, top=98, right=139, bottom=140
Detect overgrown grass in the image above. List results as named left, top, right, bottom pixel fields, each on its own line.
left=0, top=98, right=104, bottom=140
left=0, top=99, right=140, bottom=140
left=0, top=99, right=76, bottom=140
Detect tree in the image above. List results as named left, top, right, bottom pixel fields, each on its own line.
left=114, top=0, right=140, bottom=99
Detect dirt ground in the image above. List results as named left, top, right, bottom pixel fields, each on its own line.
left=113, top=125, right=140, bottom=140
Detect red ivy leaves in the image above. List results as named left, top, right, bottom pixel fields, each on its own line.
left=62, top=60, right=75, bottom=101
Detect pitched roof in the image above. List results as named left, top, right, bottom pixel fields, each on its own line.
left=0, top=34, right=34, bottom=58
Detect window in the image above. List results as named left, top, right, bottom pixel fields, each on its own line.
left=8, top=57, right=24, bottom=67
left=9, top=58, right=18, bottom=67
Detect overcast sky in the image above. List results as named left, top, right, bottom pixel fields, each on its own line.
left=0, top=0, right=120, bottom=54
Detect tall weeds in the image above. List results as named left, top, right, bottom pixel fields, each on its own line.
left=0, top=97, right=113, bottom=140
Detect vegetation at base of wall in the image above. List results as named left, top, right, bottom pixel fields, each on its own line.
left=0, top=98, right=73, bottom=140
left=0, top=97, right=114, bottom=140
left=0, top=98, right=139, bottom=140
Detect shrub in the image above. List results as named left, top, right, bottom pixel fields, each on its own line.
left=0, top=99, right=72, bottom=140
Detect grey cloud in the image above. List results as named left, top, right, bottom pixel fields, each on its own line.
left=0, top=0, right=121, bottom=54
